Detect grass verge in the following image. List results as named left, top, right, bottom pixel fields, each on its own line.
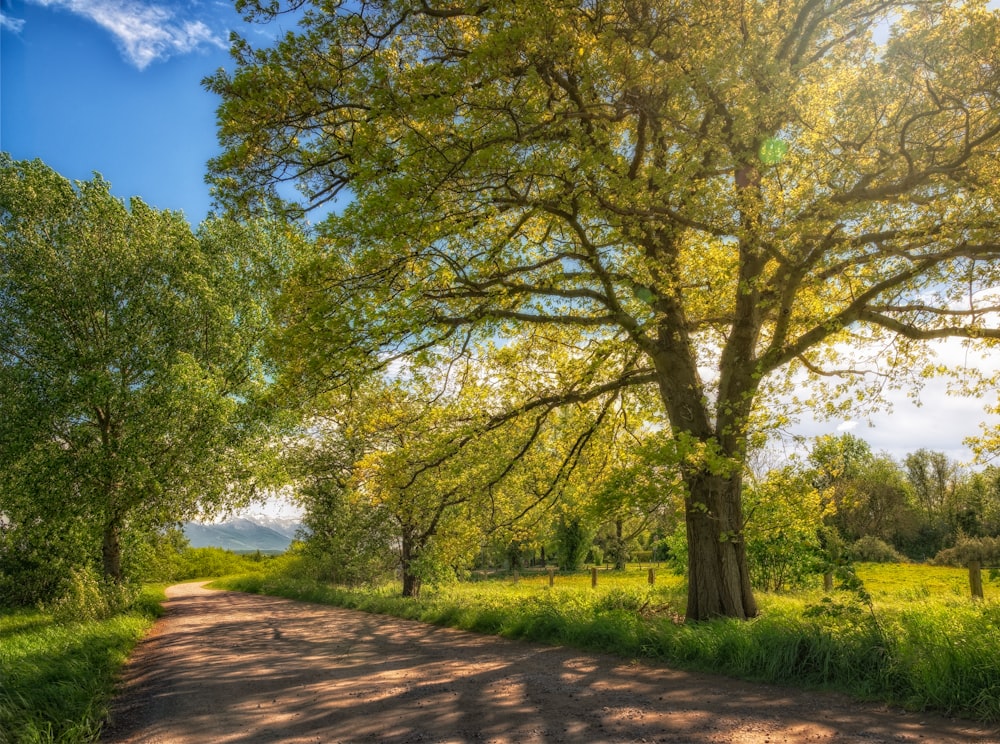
left=214, top=564, right=1000, bottom=722
left=0, top=586, right=165, bottom=744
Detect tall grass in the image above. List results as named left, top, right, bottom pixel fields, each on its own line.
left=216, top=563, right=1000, bottom=722
left=0, top=587, right=164, bottom=744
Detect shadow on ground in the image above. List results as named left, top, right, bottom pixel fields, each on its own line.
left=101, top=582, right=999, bottom=744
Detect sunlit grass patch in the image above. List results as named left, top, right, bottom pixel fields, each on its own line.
left=0, top=586, right=163, bottom=744
left=857, top=562, right=991, bottom=601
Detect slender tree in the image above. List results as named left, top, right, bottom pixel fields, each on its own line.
left=208, top=0, right=1000, bottom=619
left=904, top=448, right=956, bottom=517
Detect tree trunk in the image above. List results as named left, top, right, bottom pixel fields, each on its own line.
left=400, top=532, right=421, bottom=598
left=646, top=268, right=760, bottom=621
left=402, top=570, right=422, bottom=598
left=102, top=518, right=123, bottom=584
left=613, top=518, right=626, bottom=571
left=684, top=470, right=758, bottom=621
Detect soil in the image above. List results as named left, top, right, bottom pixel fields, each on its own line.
left=101, top=582, right=999, bottom=744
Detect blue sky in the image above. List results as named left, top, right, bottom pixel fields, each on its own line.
left=0, top=0, right=265, bottom=224
left=3, top=0, right=999, bottom=468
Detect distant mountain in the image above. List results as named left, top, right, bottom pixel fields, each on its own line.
left=182, top=517, right=303, bottom=553
left=241, top=515, right=303, bottom=541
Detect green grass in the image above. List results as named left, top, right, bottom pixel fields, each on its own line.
left=215, top=563, right=1000, bottom=722
left=0, top=586, right=165, bottom=744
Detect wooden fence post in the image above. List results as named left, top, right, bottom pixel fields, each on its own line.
left=591, top=566, right=598, bottom=588
left=547, top=567, right=555, bottom=587
left=513, top=569, right=519, bottom=584
left=968, top=560, right=984, bottom=600
left=647, top=567, right=655, bottom=586
left=823, top=572, right=834, bottom=592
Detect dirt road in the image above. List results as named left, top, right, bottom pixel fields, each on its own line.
left=102, top=582, right=998, bottom=743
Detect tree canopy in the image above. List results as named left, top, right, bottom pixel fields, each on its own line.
left=208, top=0, right=1000, bottom=619
left=0, top=156, right=291, bottom=599
left=281, top=342, right=653, bottom=595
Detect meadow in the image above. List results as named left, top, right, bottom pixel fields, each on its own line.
left=217, top=562, right=1000, bottom=722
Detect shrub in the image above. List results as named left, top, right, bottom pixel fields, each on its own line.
left=553, top=516, right=593, bottom=571
left=664, top=521, right=689, bottom=576
left=586, top=545, right=604, bottom=566
left=44, top=567, right=139, bottom=623
left=651, top=538, right=671, bottom=562
left=743, top=467, right=824, bottom=591
left=0, top=515, right=98, bottom=608
left=933, top=535, right=1000, bottom=567
left=847, top=536, right=905, bottom=563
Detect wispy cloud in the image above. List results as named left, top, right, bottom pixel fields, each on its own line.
left=28, top=0, right=226, bottom=69
left=1, top=12, right=27, bottom=33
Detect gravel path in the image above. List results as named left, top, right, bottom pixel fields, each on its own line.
left=101, top=582, right=999, bottom=743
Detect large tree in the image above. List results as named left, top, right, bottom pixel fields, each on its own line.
left=208, top=0, right=1000, bottom=619
left=0, top=157, right=288, bottom=591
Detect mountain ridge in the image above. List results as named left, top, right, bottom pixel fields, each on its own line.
left=182, top=516, right=303, bottom=553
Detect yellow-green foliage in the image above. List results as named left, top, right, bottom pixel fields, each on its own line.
left=171, top=547, right=271, bottom=581
left=933, top=536, right=1000, bottom=568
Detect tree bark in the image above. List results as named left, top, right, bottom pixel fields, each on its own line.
left=613, top=518, right=626, bottom=571
left=102, top=518, right=123, bottom=584
left=400, top=532, right=422, bottom=598
left=684, top=469, right=758, bottom=621
left=402, top=570, right=422, bottom=598
left=644, top=261, right=760, bottom=620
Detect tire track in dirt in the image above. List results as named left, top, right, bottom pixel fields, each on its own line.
left=101, top=582, right=999, bottom=743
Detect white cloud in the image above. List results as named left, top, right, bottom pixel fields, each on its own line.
left=1, top=12, right=27, bottom=32
left=789, top=337, right=1000, bottom=464
left=28, top=0, right=226, bottom=69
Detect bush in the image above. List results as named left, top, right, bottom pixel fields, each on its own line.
left=585, top=545, right=604, bottom=566
left=651, top=538, right=671, bottom=562
left=743, top=467, right=825, bottom=591
left=664, top=521, right=689, bottom=576
left=44, top=567, right=140, bottom=623
left=847, top=536, right=904, bottom=563
left=554, top=516, right=593, bottom=571
left=0, top=515, right=99, bottom=608
left=173, top=547, right=265, bottom=580
left=933, top=535, right=1000, bottom=567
